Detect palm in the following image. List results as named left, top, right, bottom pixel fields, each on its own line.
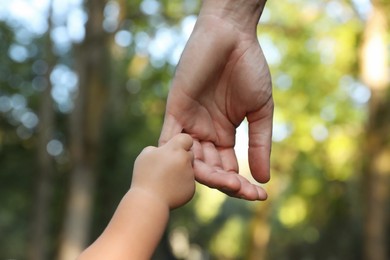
left=160, top=16, right=273, bottom=200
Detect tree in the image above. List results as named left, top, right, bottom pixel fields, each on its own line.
left=28, top=2, right=56, bottom=259
left=57, top=0, right=110, bottom=259
left=1, top=0, right=389, bottom=259
left=360, top=1, right=390, bottom=259
left=246, top=0, right=386, bottom=259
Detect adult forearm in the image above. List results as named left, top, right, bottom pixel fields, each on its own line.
left=199, top=0, right=267, bottom=33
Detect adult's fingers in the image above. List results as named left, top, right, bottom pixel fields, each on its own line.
left=201, top=141, right=223, bottom=169
left=247, top=99, right=274, bottom=183
left=194, top=159, right=241, bottom=192
left=159, top=113, right=183, bottom=146
left=194, top=159, right=267, bottom=200
left=219, top=148, right=239, bottom=174
left=233, top=174, right=268, bottom=201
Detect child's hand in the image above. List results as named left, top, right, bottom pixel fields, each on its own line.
left=131, top=134, right=195, bottom=209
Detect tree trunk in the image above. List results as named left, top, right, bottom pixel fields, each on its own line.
left=57, top=0, right=109, bottom=259
left=360, top=2, right=390, bottom=260
left=28, top=3, right=56, bottom=259
left=246, top=200, right=271, bottom=260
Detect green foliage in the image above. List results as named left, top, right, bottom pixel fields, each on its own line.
left=0, top=0, right=388, bottom=259
left=262, top=0, right=370, bottom=259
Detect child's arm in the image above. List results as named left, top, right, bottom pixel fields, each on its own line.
left=79, top=189, right=170, bottom=259
left=78, top=134, right=194, bottom=259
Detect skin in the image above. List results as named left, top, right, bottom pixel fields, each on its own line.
left=78, top=134, right=195, bottom=260
left=159, top=0, right=273, bottom=201
left=79, top=0, right=271, bottom=257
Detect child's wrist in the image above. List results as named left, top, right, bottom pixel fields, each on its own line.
left=126, top=187, right=170, bottom=212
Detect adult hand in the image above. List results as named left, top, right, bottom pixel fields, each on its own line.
left=159, top=0, right=273, bottom=201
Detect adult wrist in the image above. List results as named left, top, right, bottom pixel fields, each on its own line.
left=199, top=0, right=267, bottom=33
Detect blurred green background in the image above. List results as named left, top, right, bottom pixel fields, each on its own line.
left=0, top=0, right=389, bottom=259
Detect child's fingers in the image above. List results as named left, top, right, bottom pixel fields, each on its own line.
left=168, top=133, right=194, bottom=151
left=141, top=146, right=156, bottom=154
left=189, top=149, right=194, bottom=165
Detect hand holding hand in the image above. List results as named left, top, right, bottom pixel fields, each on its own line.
left=159, top=0, right=273, bottom=201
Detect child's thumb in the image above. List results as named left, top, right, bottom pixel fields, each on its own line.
left=168, top=133, right=193, bottom=151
